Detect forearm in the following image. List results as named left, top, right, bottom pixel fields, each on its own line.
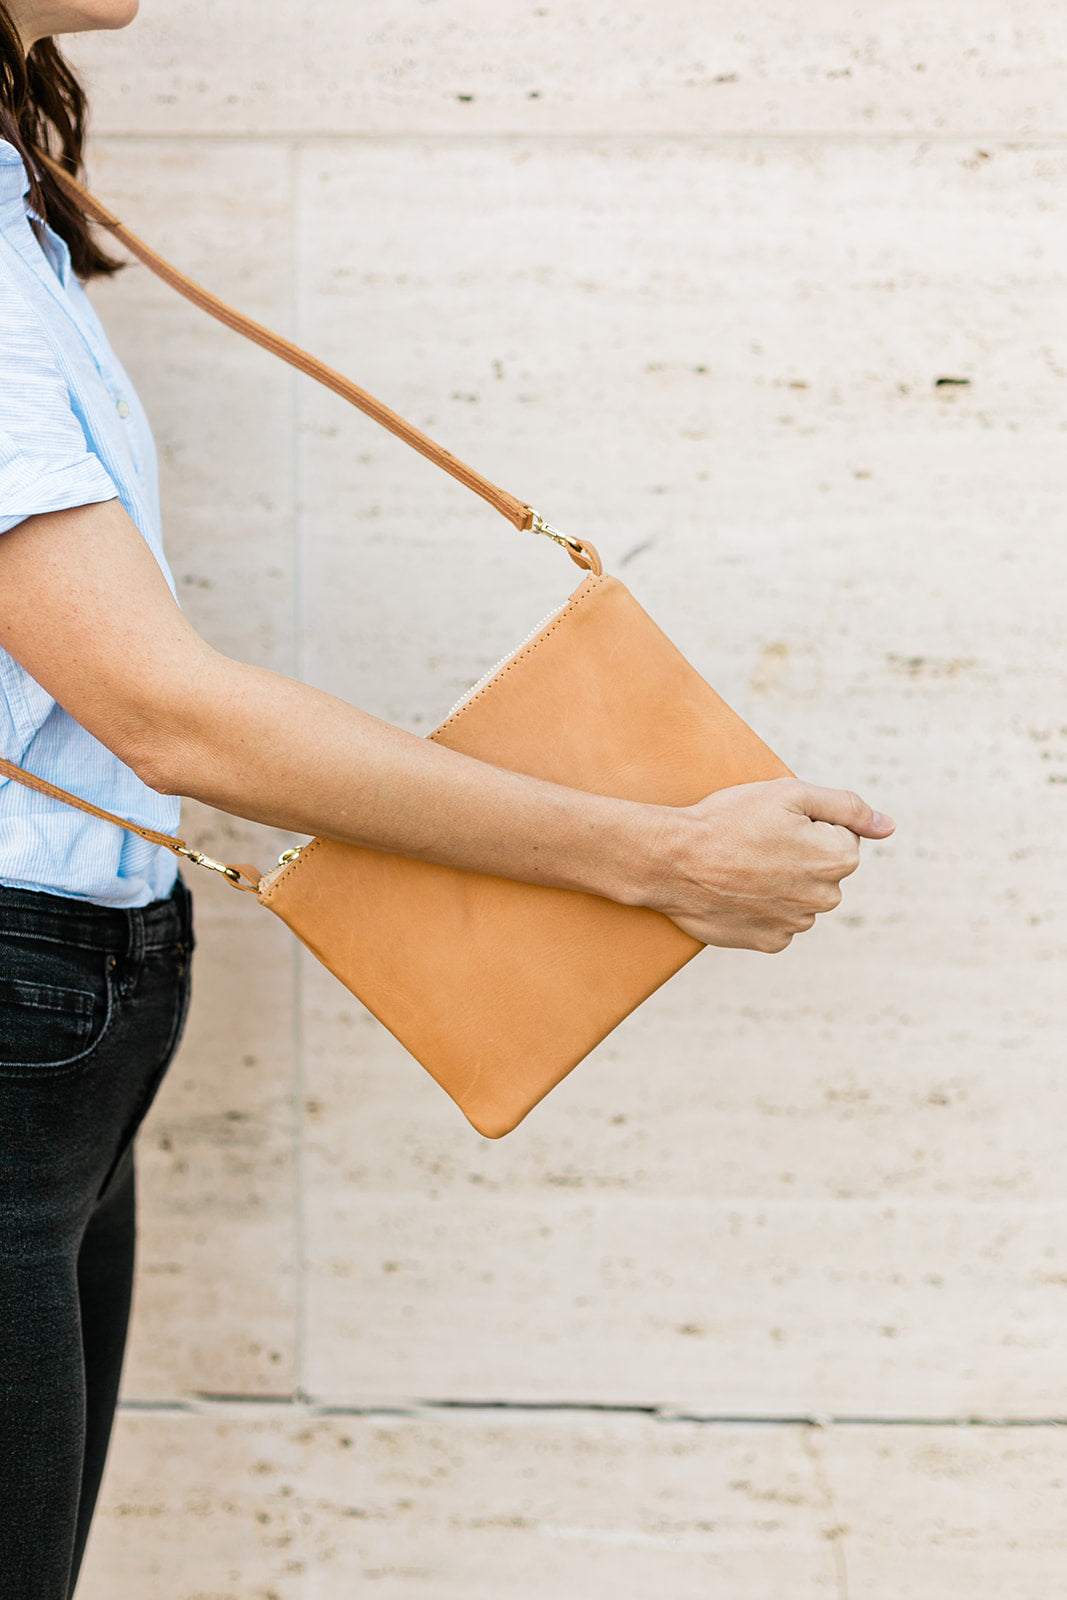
left=149, top=650, right=663, bottom=903
left=0, top=500, right=667, bottom=903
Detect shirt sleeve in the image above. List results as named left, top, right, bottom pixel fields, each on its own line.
left=0, top=266, right=118, bottom=535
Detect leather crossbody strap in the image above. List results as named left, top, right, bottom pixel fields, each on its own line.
left=1, top=157, right=600, bottom=879
left=0, top=751, right=261, bottom=888
left=43, top=158, right=598, bottom=572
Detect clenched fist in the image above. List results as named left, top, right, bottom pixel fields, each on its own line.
left=643, top=778, right=895, bottom=952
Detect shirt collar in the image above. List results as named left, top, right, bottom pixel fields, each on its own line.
left=0, top=140, right=31, bottom=206
left=0, top=140, right=73, bottom=287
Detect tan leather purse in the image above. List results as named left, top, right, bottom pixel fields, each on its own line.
left=0, top=168, right=789, bottom=1137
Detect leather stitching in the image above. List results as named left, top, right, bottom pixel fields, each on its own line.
left=430, top=575, right=604, bottom=741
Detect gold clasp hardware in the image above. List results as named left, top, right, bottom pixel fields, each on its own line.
left=175, top=846, right=244, bottom=885
left=277, top=847, right=302, bottom=866
left=521, top=506, right=588, bottom=563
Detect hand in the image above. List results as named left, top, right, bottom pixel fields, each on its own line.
left=645, top=778, right=895, bottom=952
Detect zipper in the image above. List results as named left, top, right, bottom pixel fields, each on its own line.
left=443, top=601, right=570, bottom=721
left=260, top=855, right=297, bottom=889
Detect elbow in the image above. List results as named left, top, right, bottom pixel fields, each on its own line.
left=91, top=640, right=233, bottom=801
left=130, top=748, right=186, bottom=800
left=109, top=719, right=196, bottom=800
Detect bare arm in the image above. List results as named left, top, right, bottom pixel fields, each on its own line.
left=0, top=500, right=893, bottom=950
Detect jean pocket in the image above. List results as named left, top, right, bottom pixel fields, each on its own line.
left=0, top=975, right=110, bottom=1078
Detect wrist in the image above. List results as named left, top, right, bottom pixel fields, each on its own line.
left=590, top=800, right=692, bottom=912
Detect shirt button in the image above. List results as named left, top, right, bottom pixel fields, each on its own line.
left=116, top=398, right=130, bottom=419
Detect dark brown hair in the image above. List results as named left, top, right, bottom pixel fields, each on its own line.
left=0, top=2, right=120, bottom=278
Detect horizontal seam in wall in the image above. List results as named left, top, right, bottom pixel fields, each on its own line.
left=88, top=129, right=1067, bottom=146
left=116, top=1395, right=1067, bottom=1427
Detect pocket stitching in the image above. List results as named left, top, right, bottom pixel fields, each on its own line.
left=0, top=978, right=95, bottom=1019
left=0, top=970, right=115, bottom=1079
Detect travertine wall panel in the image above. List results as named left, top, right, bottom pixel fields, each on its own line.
left=292, top=134, right=1067, bottom=1413
left=290, top=141, right=1067, bottom=732
left=87, top=141, right=298, bottom=671
left=81, top=1411, right=836, bottom=1598
left=79, top=1411, right=1067, bottom=1600
left=303, top=945, right=1067, bottom=1199
left=300, top=955, right=1067, bottom=1413
left=303, top=1196, right=1067, bottom=1416
left=70, top=1, right=1067, bottom=136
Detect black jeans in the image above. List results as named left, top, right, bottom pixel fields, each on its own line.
left=0, top=878, right=193, bottom=1599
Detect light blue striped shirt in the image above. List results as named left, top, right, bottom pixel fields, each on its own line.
left=0, top=140, right=179, bottom=907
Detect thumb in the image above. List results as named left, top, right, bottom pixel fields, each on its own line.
left=790, top=783, right=895, bottom=839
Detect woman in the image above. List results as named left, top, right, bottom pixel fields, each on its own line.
left=0, top=0, right=894, bottom=1593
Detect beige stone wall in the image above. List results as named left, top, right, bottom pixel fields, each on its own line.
left=67, top=3, right=1067, bottom=1594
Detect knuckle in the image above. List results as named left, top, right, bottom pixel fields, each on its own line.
left=837, top=835, right=861, bottom=872
left=771, top=777, right=803, bottom=806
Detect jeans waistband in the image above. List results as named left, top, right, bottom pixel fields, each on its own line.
left=0, top=876, right=192, bottom=954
